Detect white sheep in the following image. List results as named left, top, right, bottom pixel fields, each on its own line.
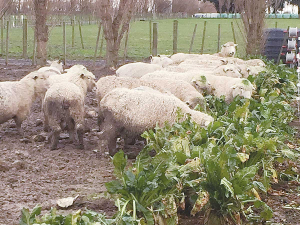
left=216, top=42, right=238, bottom=57
left=38, top=60, right=64, bottom=75
left=0, top=71, right=50, bottom=133
left=150, top=55, right=173, bottom=67
left=96, top=75, right=205, bottom=109
left=141, top=70, right=213, bottom=94
left=192, top=74, right=254, bottom=103
left=43, top=67, right=96, bottom=150
left=116, top=62, right=162, bottom=78
left=98, top=87, right=214, bottom=156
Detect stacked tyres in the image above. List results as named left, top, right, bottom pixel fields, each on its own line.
left=262, top=28, right=286, bottom=63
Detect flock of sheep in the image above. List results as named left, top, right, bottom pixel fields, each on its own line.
left=0, top=42, right=266, bottom=156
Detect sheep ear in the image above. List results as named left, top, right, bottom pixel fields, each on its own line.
left=191, top=78, right=196, bottom=83
left=223, top=67, right=229, bottom=72
left=222, top=44, right=225, bottom=47
left=158, top=54, right=161, bottom=57
left=58, top=59, right=62, bottom=63
left=47, top=60, right=52, bottom=64
left=231, top=85, right=237, bottom=89
left=149, top=55, right=153, bottom=60
left=234, top=44, right=238, bottom=47
left=80, top=73, right=85, bottom=79
left=220, top=59, right=228, bottom=65
left=33, top=75, right=38, bottom=80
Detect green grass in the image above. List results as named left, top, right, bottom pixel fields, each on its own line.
left=1, top=18, right=298, bottom=61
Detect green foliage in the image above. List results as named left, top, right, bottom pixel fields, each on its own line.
left=105, top=62, right=300, bottom=224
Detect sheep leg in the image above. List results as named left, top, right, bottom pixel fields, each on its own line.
left=101, top=120, right=119, bottom=156
left=43, top=114, right=50, bottom=132
left=13, top=116, right=24, bottom=135
left=67, top=118, right=77, bottom=143
left=50, top=127, right=61, bottom=150
left=76, top=124, right=84, bottom=150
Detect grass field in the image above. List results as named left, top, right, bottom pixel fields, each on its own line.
left=2, top=18, right=299, bottom=61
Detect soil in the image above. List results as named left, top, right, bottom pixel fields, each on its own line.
left=0, top=60, right=299, bottom=225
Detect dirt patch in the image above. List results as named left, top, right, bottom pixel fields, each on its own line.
left=0, top=60, right=299, bottom=224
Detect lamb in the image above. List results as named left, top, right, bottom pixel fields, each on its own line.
left=215, top=42, right=238, bottom=57
left=98, top=87, right=214, bottom=156
left=192, top=74, right=254, bottom=103
left=38, top=60, right=64, bottom=75
left=116, top=62, right=162, bottom=78
left=141, top=70, right=213, bottom=94
left=96, top=75, right=205, bottom=109
left=150, top=55, right=173, bottom=67
left=43, top=67, right=96, bottom=150
left=0, top=71, right=50, bottom=133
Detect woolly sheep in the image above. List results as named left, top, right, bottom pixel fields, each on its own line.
left=38, top=60, right=64, bottom=75
left=96, top=75, right=205, bottom=109
left=43, top=67, right=96, bottom=150
left=116, top=62, right=162, bottom=78
left=150, top=55, right=173, bottom=67
left=0, top=71, right=50, bottom=133
left=192, top=74, right=254, bottom=103
left=141, top=70, right=213, bottom=94
left=98, top=87, right=214, bottom=156
left=216, top=42, right=238, bottom=57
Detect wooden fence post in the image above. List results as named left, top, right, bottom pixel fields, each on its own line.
left=231, top=22, right=237, bottom=44
left=78, top=20, right=84, bottom=49
left=63, top=22, right=66, bottom=65
left=200, top=21, right=207, bottom=54
left=99, top=31, right=104, bottom=58
left=32, top=30, right=36, bottom=66
left=94, top=22, right=102, bottom=65
left=189, top=24, right=197, bottom=53
left=1, top=17, right=3, bottom=56
left=5, top=20, right=9, bottom=65
left=217, top=24, right=221, bottom=52
left=22, top=18, right=27, bottom=58
left=173, top=20, right=178, bottom=54
left=123, top=25, right=130, bottom=64
left=149, top=20, right=152, bottom=55
left=152, top=22, right=158, bottom=56
left=72, top=18, right=75, bottom=47
left=275, top=21, right=278, bottom=28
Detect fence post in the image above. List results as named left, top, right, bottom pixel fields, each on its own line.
left=152, top=22, right=158, bottom=56
left=123, top=25, right=130, bottom=64
left=1, top=17, right=3, bottom=56
left=149, top=20, right=152, bottom=55
left=173, top=20, right=178, bottom=54
left=6, top=21, right=9, bottom=65
left=32, top=30, right=36, bottom=66
left=217, top=24, right=221, bottom=52
left=78, top=20, right=84, bottom=49
left=72, top=18, right=75, bottom=47
left=94, top=22, right=102, bottom=65
left=231, top=22, right=237, bottom=44
left=275, top=21, right=278, bottom=28
left=189, top=24, right=197, bottom=54
left=99, top=30, right=104, bottom=58
left=22, top=18, right=27, bottom=58
left=63, top=22, right=66, bottom=65
left=200, top=21, right=207, bottom=54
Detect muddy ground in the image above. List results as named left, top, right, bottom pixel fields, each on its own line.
left=0, top=60, right=300, bottom=225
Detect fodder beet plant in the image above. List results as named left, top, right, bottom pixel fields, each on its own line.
left=21, top=62, right=300, bottom=225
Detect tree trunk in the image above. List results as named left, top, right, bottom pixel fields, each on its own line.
left=34, top=0, right=48, bottom=66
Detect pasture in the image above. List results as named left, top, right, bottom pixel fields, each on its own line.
left=2, top=18, right=299, bottom=61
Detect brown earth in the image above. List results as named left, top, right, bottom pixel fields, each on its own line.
left=0, top=60, right=299, bottom=225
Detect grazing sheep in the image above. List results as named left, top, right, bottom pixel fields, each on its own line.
left=216, top=42, right=238, bottom=57
left=150, top=55, right=173, bottom=67
left=141, top=70, right=213, bottom=94
left=0, top=71, right=50, bottom=133
left=96, top=75, right=205, bottom=109
left=38, top=60, right=64, bottom=75
left=98, top=87, right=214, bottom=156
left=43, top=68, right=96, bottom=150
left=116, top=62, right=162, bottom=78
left=193, top=74, right=254, bottom=103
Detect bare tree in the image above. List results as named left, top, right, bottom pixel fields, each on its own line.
left=34, top=0, right=49, bottom=65
left=235, top=0, right=266, bottom=55
left=172, top=0, right=199, bottom=15
left=153, top=0, right=171, bottom=14
left=97, top=0, right=136, bottom=67
left=199, top=1, right=217, bottom=13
